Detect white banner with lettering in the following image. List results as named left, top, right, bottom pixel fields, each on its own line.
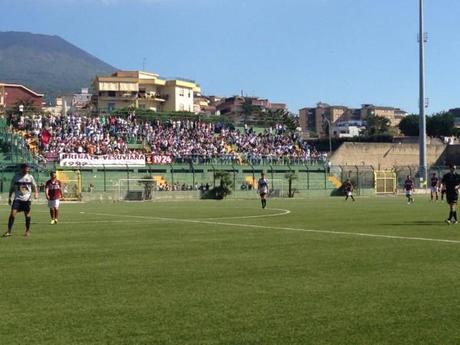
left=59, top=153, right=146, bottom=167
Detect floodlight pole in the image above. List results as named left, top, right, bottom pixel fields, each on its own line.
left=418, top=0, right=427, bottom=183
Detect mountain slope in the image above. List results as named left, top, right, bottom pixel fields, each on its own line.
left=0, top=31, right=117, bottom=102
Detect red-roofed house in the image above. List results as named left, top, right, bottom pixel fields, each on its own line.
left=0, top=82, right=44, bottom=111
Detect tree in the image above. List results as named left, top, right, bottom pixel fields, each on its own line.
left=398, top=114, right=419, bottom=136
left=427, top=111, right=454, bottom=137
left=284, top=171, right=298, bottom=198
left=258, top=108, right=298, bottom=131
left=364, top=114, right=391, bottom=136
left=399, top=111, right=455, bottom=137
left=202, top=171, right=233, bottom=199
left=241, top=98, right=260, bottom=124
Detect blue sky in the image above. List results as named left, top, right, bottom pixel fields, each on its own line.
left=1, top=0, right=459, bottom=114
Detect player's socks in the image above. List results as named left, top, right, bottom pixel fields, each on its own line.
left=449, top=211, right=453, bottom=220
left=25, top=216, right=31, bottom=231
left=454, top=212, right=457, bottom=221
left=8, top=216, right=14, bottom=231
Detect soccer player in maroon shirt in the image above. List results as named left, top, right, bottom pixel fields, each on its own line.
left=344, top=179, right=355, bottom=201
left=404, top=175, right=415, bottom=204
left=45, top=172, right=62, bottom=224
left=430, top=172, right=440, bottom=202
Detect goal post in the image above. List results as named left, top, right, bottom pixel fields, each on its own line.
left=117, top=178, right=157, bottom=201
left=56, top=170, right=82, bottom=201
left=374, top=170, right=396, bottom=194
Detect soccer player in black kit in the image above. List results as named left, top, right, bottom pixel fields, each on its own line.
left=441, top=164, right=460, bottom=225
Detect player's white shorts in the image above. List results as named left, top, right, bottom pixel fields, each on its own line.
left=406, top=190, right=413, bottom=196
left=347, top=191, right=353, bottom=196
left=48, top=199, right=60, bottom=208
left=430, top=186, right=439, bottom=193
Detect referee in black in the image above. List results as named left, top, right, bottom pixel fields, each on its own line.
left=441, top=164, right=460, bottom=224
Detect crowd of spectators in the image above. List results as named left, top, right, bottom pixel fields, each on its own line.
left=7, top=112, right=326, bottom=165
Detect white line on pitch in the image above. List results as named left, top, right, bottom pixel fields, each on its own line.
left=202, top=208, right=291, bottom=220
left=88, top=212, right=460, bottom=245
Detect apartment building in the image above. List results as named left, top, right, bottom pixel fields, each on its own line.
left=93, top=71, right=201, bottom=113
left=299, top=103, right=358, bottom=137
left=360, top=104, right=406, bottom=127
left=299, top=103, right=406, bottom=137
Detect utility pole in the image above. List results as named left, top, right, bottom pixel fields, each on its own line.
left=418, top=0, right=427, bottom=184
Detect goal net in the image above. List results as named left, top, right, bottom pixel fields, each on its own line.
left=56, top=170, right=82, bottom=201
left=268, top=178, right=286, bottom=198
left=117, top=178, right=157, bottom=201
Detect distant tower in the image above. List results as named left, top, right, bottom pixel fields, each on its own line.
left=418, top=0, right=427, bottom=183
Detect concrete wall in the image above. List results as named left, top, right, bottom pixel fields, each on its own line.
left=330, top=142, right=447, bottom=169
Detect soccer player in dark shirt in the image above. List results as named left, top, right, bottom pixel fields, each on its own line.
left=430, top=173, right=440, bottom=202
left=441, top=164, right=460, bottom=224
left=344, top=179, right=355, bottom=201
left=404, top=175, right=415, bottom=204
left=2, top=163, right=38, bottom=238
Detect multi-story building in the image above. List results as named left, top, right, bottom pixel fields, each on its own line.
left=360, top=104, right=406, bottom=127
left=215, top=96, right=288, bottom=124
left=299, top=102, right=407, bottom=137
left=93, top=71, right=201, bottom=113
left=331, top=120, right=366, bottom=138
left=299, top=103, right=358, bottom=137
left=0, top=82, right=44, bottom=112
left=72, top=88, right=92, bottom=110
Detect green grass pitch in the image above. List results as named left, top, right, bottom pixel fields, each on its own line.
left=1, top=196, right=460, bottom=345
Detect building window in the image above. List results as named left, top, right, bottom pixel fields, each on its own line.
left=179, top=88, right=184, bottom=97
left=108, top=91, right=116, bottom=97
left=108, top=103, right=116, bottom=113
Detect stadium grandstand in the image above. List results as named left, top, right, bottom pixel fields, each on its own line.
left=0, top=112, right=456, bottom=200
left=0, top=112, right=339, bottom=200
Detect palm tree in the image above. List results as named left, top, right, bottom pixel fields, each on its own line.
left=284, top=171, right=298, bottom=198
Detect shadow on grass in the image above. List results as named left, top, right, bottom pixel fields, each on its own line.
left=382, top=220, right=445, bottom=226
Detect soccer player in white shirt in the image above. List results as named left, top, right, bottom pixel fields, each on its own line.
left=2, top=163, right=38, bottom=237
left=257, top=172, right=269, bottom=209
